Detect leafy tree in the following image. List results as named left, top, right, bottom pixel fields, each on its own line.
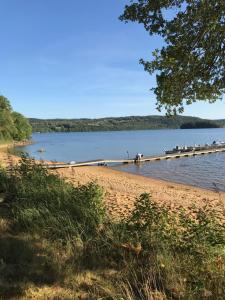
left=0, top=95, right=31, bottom=142
left=12, top=112, right=32, bottom=140
left=0, top=96, right=16, bottom=140
left=180, top=120, right=220, bottom=129
left=0, top=95, right=12, bottom=111
left=0, top=110, right=17, bottom=140
left=120, top=0, right=225, bottom=114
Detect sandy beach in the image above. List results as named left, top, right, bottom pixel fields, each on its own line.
left=58, top=165, right=225, bottom=219
left=1, top=147, right=224, bottom=219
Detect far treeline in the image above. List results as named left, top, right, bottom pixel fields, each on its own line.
left=29, top=116, right=225, bottom=133
left=0, top=96, right=32, bottom=142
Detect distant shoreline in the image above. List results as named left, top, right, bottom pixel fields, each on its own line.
left=31, top=127, right=225, bottom=134
left=29, top=115, right=225, bottom=133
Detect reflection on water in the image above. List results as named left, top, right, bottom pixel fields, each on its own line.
left=19, top=128, right=225, bottom=191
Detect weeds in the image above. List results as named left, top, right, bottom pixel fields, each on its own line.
left=2, top=156, right=106, bottom=241
left=0, top=158, right=224, bottom=299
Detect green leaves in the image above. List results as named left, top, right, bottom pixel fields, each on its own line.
left=0, top=96, right=12, bottom=111
left=120, top=0, right=225, bottom=114
left=0, top=95, right=31, bottom=142
left=12, top=112, right=32, bottom=141
left=2, top=157, right=106, bottom=241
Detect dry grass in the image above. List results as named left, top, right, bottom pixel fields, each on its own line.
left=0, top=159, right=224, bottom=300
left=0, top=218, right=10, bottom=233
left=23, top=286, right=76, bottom=300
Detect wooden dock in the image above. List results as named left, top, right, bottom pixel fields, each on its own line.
left=45, top=147, right=225, bottom=169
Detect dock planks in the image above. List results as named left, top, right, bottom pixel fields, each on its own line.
left=45, top=147, right=225, bottom=169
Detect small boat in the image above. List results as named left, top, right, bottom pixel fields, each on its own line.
left=165, top=146, right=182, bottom=154
left=165, top=149, right=178, bottom=154
left=165, top=140, right=225, bottom=155
left=37, top=148, right=46, bottom=153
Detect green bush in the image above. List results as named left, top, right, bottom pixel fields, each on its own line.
left=0, top=167, right=7, bottom=193
left=125, top=193, right=225, bottom=253
left=0, top=159, right=224, bottom=299
left=1, top=157, right=106, bottom=241
left=114, top=194, right=225, bottom=299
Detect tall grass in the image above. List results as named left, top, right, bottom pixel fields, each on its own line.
left=1, top=156, right=106, bottom=241
left=0, top=157, right=224, bottom=299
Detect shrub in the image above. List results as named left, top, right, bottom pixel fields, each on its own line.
left=0, top=167, right=7, bottom=193
left=115, top=194, right=225, bottom=299
left=125, top=193, right=225, bottom=253
left=0, top=159, right=224, bottom=299
left=1, top=157, right=106, bottom=241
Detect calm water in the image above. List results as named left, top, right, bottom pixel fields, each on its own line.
left=19, top=128, right=225, bottom=191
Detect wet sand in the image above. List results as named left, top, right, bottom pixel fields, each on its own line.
left=1, top=147, right=224, bottom=219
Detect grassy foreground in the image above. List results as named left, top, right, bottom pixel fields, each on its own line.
left=0, top=157, right=224, bottom=299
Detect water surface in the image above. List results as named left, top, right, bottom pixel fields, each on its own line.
left=115, top=152, right=225, bottom=192
left=19, top=128, right=225, bottom=191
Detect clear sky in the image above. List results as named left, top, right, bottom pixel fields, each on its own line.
left=0, top=0, right=224, bottom=119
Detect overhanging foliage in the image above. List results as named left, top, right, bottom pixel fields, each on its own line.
left=120, top=0, right=225, bottom=114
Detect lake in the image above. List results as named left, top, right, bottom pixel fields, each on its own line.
left=18, top=128, right=225, bottom=192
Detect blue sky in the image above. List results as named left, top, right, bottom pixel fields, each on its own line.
left=0, top=0, right=224, bottom=119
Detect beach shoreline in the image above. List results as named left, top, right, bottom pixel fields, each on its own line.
left=58, top=164, right=225, bottom=219
left=0, top=139, right=33, bottom=150
left=0, top=145, right=224, bottom=219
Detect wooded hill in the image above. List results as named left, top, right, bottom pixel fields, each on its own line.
left=29, top=115, right=224, bottom=133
